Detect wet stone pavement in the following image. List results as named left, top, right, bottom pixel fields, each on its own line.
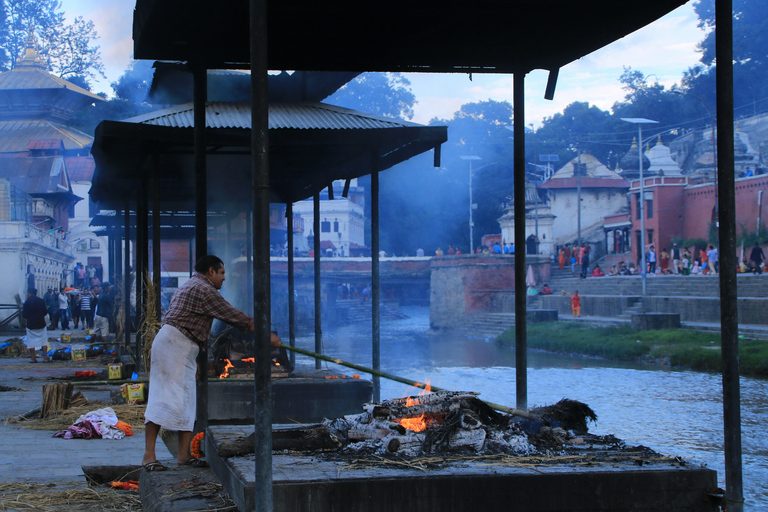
left=0, top=356, right=170, bottom=484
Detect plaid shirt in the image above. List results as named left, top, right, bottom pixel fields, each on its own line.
left=164, top=273, right=251, bottom=348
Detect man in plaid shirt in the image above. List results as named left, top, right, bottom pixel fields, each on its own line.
left=142, top=255, right=278, bottom=471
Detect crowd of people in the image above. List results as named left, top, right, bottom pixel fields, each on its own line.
left=556, top=243, right=592, bottom=278
left=21, top=281, right=117, bottom=363
left=38, top=282, right=116, bottom=340
left=431, top=241, right=516, bottom=257
left=553, top=241, right=768, bottom=279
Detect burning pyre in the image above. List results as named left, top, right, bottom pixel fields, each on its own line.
left=323, top=390, right=577, bottom=457
left=210, top=326, right=292, bottom=378
left=217, top=391, right=610, bottom=461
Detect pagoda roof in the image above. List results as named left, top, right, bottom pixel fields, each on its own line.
left=0, top=29, right=103, bottom=122
left=0, top=119, right=94, bottom=152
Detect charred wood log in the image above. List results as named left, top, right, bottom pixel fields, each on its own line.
left=218, top=424, right=341, bottom=458
left=273, top=424, right=341, bottom=452
left=448, top=428, right=487, bottom=452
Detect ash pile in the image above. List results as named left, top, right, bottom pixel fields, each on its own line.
left=218, top=391, right=663, bottom=463
left=323, top=391, right=598, bottom=457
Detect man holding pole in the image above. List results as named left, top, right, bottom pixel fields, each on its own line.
left=142, top=255, right=280, bottom=471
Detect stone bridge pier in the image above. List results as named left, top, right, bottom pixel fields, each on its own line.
left=429, top=255, right=550, bottom=330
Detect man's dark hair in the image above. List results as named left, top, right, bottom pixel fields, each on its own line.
left=195, top=255, right=224, bottom=274
left=28, top=288, right=37, bottom=295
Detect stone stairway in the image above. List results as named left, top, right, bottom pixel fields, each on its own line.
left=335, top=299, right=409, bottom=324
left=445, top=312, right=516, bottom=340
left=617, top=298, right=643, bottom=320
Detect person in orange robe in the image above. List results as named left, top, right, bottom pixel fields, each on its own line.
left=570, top=291, right=581, bottom=317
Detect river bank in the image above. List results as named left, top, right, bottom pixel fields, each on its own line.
left=496, top=323, right=768, bottom=379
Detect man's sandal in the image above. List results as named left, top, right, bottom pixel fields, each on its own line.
left=179, top=457, right=208, bottom=468
left=143, top=461, right=167, bottom=472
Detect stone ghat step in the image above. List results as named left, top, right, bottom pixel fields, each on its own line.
left=543, top=277, right=767, bottom=297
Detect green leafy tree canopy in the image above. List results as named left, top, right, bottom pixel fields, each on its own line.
left=326, top=72, right=416, bottom=120
left=0, top=0, right=105, bottom=85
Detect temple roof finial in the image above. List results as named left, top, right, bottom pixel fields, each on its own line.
left=16, top=24, right=47, bottom=69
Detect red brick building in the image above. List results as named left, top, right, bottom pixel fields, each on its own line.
left=621, top=174, right=768, bottom=266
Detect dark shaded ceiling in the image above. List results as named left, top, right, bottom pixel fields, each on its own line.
left=134, top=0, right=688, bottom=74
left=148, top=64, right=360, bottom=104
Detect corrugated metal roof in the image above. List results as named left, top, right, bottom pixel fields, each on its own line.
left=0, top=120, right=93, bottom=152
left=123, top=102, right=420, bottom=131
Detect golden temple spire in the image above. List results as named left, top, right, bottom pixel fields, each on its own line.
left=16, top=24, right=47, bottom=69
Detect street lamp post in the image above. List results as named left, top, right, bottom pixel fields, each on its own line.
left=622, top=118, right=659, bottom=296
left=461, top=155, right=481, bottom=254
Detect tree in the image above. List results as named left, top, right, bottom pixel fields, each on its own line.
left=611, top=67, right=691, bottom=140
left=0, top=0, right=105, bottom=84
left=684, top=0, right=768, bottom=117
left=535, top=102, right=617, bottom=166
left=326, top=72, right=416, bottom=120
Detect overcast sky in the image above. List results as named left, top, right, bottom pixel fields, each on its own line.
left=60, top=0, right=706, bottom=128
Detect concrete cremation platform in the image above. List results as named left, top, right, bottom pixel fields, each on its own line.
left=208, top=370, right=373, bottom=424
left=205, top=426, right=719, bottom=512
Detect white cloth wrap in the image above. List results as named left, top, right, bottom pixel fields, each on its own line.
left=24, top=328, right=48, bottom=350
left=144, top=324, right=200, bottom=432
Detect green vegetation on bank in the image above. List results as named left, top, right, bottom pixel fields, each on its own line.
left=496, top=323, right=768, bottom=379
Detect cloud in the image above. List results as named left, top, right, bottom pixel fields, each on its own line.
left=408, top=3, right=705, bottom=127
left=60, top=0, right=135, bottom=95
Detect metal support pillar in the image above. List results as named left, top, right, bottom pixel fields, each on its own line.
left=136, top=178, right=148, bottom=370
left=192, top=62, right=209, bottom=432
left=513, top=72, right=527, bottom=411
left=115, top=225, right=123, bottom=285
left=716, top=0, right=742, bottom=509
left=123, top=202, right=131, bottom=354
left=371, top=151, right=381, bottom=403
left=152, top=158, right=162, bottom=322
left=287, top=203, right=296, bottom=366
left=250, top=0, right=273, bottom=508
left=313, top=193, right=322, bottom=369
left=107, top=227, right=116, bottom=284
left=246, top=212, right=253, bottom=305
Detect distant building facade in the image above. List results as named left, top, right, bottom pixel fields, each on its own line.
left=0, top=30, right=104, bottom=319
left=293, top=179, right=366, bottom=257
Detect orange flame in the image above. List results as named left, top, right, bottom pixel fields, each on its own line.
left=219, top=359, right=234, bottom=378
left=241, top=358, right=255, bottom=363
left=398, top=380, right=432, bottom=431
left=398, top=413, right=427, bottom=432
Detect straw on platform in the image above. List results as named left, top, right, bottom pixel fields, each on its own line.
left=8, top=403, right=146, bottom=433
left=0, top=482, right=141, bottom=511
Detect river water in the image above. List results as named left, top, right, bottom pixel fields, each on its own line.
left=293, top=306, right=768, bottom=509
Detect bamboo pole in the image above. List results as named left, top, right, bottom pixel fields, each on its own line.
left=282, top=345, right=538, bottom=419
